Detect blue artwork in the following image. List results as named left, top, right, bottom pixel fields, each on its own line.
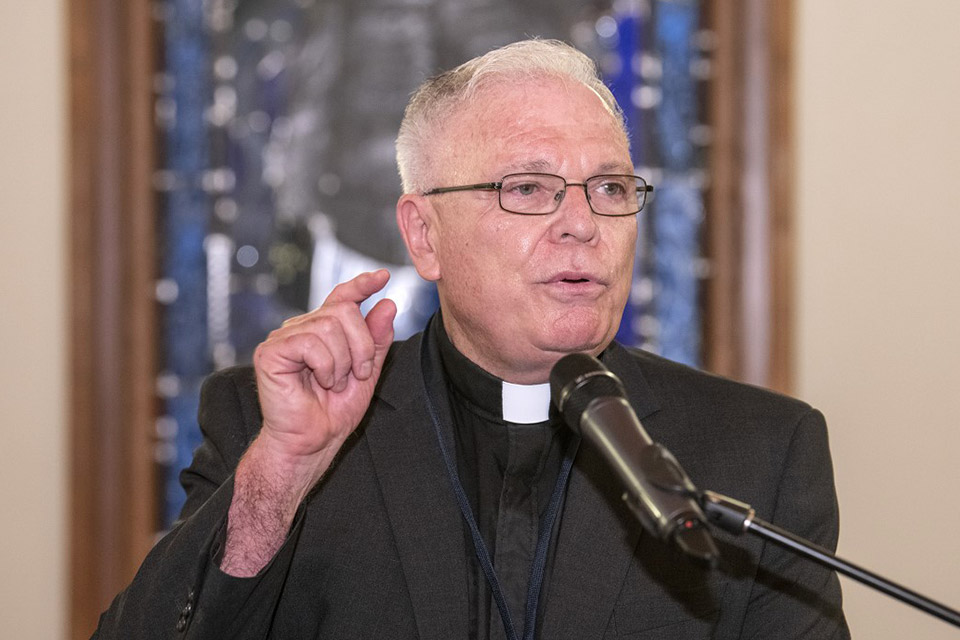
left=156, top=0, right=211, bottom=526
left=154, top=0, right=708, bottom=529
left=653, top=1, right=703, bottom=367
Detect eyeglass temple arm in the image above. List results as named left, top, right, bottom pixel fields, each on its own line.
left=422, top=182, right=500, bottom=196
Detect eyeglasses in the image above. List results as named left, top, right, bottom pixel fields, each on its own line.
left=422, top=172, right=653, bottom=217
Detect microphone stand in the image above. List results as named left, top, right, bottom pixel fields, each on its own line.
left=697, top=490, right=960, bottom=629
left=548, top=353, right=960, bottom=628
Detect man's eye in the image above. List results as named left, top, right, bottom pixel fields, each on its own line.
left=511, top=183, right=540, bottom=196
left=598, top=181, right=627, bottom=196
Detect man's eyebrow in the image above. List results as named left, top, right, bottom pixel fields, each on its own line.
left=526, top=159, right=556, bottom=172
left=597, top=161, right=634, bottom=174
left=499, top=160, right=634, bottom=175
left=496, top=159, right=554, bottom=174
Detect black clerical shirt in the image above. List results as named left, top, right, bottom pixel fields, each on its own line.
left=435, top=322, right=572, bottom=640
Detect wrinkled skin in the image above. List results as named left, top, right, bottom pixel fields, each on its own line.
left=397, top=76, right=638, bottom=383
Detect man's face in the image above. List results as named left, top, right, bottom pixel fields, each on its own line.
left=420, top=76, right=637, bottom=383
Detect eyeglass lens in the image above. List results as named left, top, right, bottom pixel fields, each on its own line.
left=499, top=173, right=644, bottom=216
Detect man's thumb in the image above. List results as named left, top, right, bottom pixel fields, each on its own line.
left=366, top=297, right=397, bottom=365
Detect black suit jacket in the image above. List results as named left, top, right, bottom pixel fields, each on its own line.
left=95, top=334, right=849, bottom=639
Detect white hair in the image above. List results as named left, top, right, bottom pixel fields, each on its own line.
left=395, top=39, right=628, bottom=194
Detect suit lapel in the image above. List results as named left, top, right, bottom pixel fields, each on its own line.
left=540, top=343, right=663, bottom=638
left=364, top=337, right=682, bottom=639
left=540, top=444, right=642, bottom=638
left=364, top=335, right=470, bottom=640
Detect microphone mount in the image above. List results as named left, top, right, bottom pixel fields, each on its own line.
left=696, top=489, right=960, bottom=629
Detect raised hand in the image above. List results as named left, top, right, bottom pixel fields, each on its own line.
left=254, top=269, right=397, bottom=466
left=221, top=270, right=397, bottom=576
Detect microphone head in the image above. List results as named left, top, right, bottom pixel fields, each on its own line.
left=550, top=353, right=626, bottom=434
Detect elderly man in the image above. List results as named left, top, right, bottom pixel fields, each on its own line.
left=96, top=40, right=848, bottom=639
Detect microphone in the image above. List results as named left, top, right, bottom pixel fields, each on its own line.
left=550, top=353, right=719, bottom=565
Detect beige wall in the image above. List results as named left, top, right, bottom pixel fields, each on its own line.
left=3, top=2, right=960, bottom=639
left=795, top=1, right=960, bottom=638
left=0, top=2, right=68, bottom=639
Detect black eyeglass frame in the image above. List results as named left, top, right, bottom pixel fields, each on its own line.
left=422, top=172, right=654, bottom=217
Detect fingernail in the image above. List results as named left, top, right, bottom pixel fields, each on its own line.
left=359, top=360, right=373, bottom=379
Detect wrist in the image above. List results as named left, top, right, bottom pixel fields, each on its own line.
left=240, top=432, right=335, bottom=506
left=221, top=436, right=327, bottom=577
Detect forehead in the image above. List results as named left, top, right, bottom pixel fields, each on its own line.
left=440, top=75, right=632, bottom=178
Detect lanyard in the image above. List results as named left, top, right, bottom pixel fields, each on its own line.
left=419, top=326, right=579, bottom=640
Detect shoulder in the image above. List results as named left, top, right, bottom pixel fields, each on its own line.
left=612, top=345, right=831, bottom=504
left=199, top=365, right=259, bottom=417
left=617, top=344, right=816, bottom=427
left=197, top=365, right=262, bottom=453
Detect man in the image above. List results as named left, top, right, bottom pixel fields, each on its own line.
left=96, top=39, right=848, bottom=639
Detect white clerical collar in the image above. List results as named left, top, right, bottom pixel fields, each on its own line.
left=501, top=381, right=552, bottom=424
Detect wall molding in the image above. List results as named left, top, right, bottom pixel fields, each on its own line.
left=68, top=1, right=157, bottom=637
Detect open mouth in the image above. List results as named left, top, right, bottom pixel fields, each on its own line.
left=550, top=270, right=597, bottom=285
left=545, top=272, right=604, bottom=298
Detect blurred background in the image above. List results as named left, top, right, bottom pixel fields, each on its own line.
left=148, top=0, right=712, bottom=528
left=1, top=1, right=958, bottom=638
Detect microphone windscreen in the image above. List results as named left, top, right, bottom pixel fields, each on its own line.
left=550, top=353, right=625, bottom=432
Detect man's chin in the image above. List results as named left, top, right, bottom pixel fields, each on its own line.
left=549, top=338, right=608, bottom=359
left=539, top=324, right=615, bottom=359
left=545, top=310, right=617, bottom=352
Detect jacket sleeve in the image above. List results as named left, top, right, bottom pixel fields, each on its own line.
left=93, top=367, right=306, bottom=640
left=739, top=408, right=851, bottom=639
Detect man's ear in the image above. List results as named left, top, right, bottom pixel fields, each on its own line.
left=396, top=194, right=441, bottom=282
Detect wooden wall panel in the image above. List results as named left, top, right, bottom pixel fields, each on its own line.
left=703, top=0, right=794, bottom=394
left=703, top=0, right=746, bottom=379
left=768, top=1, right=795, bottom=393
left=68, top=1, right=157, bottom=637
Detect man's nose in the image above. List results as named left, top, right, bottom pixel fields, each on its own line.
left=552, top=183, right=598, bottom=243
